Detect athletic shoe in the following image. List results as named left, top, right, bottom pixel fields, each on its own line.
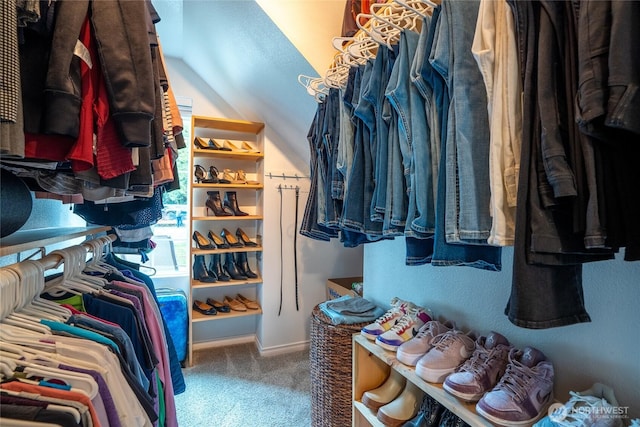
left=361, top=297, right=414, bottom=340
left=375, top=307, right=431, bottom=352
left=415, top=329, right=476, bottom=383
left=476, top=347, right=554, bottom=426
left=443, top=331, right=512, bottom=402
left=397, top=320, right=455, bottom=366
left=533, top=383, right=622, bottom=427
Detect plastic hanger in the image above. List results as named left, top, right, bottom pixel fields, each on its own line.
left=393, top=0, right=435, bottom=17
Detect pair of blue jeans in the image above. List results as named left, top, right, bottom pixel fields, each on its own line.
left=425, top=4, right=501, bottom=271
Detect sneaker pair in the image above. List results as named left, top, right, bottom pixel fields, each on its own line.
left=397, top=320, right=456, bottom=366
left=475, top=346, right=555, bottom=426
left=443, top=331, right=512, bottom=401
left=361, top=297, right=414, bottom=340
left=360, top=297, right=432, bottom=352
left=533, top=383, right=622, bottom=427
left=415, top=329, right=477, bottom=383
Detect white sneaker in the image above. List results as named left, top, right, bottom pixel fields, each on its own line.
left=361, top=297, right=414, bottom=340
left=397, top=320, right=455, bottom=366
left=415, top=329, right=476, bottom=383
left=375, top=307, right=432, bottom=352
left=534, top=383, right=623, bottom=427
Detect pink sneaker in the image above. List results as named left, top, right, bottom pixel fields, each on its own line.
left=415, top=329, right=476, bottom=383
left=396, top=320, right=455, bottom=366
left=443, top=331, right=512, bottom=402
left=375, top=307, right=432, bottom=351
left=360, top=298, right=414, bottom=340
left=476, top=347, right=554, bottom=426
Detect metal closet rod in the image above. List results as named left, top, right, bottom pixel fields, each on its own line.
left=35, top=234, right=116, bottom=271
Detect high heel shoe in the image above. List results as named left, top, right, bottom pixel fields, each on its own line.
left=194, top=165, right=217, bottom=183
left=210, top=138, right=232, bottom=151
left=208, top=230, right=230, bottom=249
left=194, top=137, right=215, bottom=150
left=209, top=254, right=230, bottom=281
left=222, top=168, right=241, bottom=184
left=193, top=255, right=217, bottom=282
left=241, top=141, right=260, bottom=153
left=192, top=231, right=215, bottom=249
left=206, top=191, right=233, bottom=216
left=235, top=169, right=260, bottom=186
left=224, top=253, right=247, bottom=280
left=236, top=228, right=258, bottom=247
left=223, top=140, right=248, bottom=152
left=235, top=252, right=258, bottom=279
left=221, top=228, right=244, bottom=247
left=207, top=166, right=219, bottom=183
left=224, top=191, right=249, bottom=216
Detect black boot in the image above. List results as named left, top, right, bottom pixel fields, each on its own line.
left=209, top=254, right=230, bottom=281
left=206, top=191, right=233, bottom=216
left=224, top=191, right=248, bottom=216
left=224, top=253, right=247, bottom=280
left=235, top=252, right=258, bottom=279
left=193, top=255, right=217, bottom=282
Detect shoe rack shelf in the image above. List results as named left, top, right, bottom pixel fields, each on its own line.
left=193, top=148, right=263, bottom=161
left=191, top=215, right=263, bottom=221
left=188, top=115, right=265, bottom=367
left=192, top=183, right=264, bottom=190
left=191, top=307, right=263, bottom=323
left=352, top=334, right=495, bottom=427
left=191, top=277, right=263, bottom=289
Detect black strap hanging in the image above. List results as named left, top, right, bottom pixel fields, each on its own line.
left=278, top=185, right=284, bottom=316
left=294, top=186, right=300, bottom=311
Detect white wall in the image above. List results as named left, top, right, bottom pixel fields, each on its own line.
left=364, top=238, right=640, bottom=416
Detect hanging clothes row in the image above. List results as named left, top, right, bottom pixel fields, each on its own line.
left=300, top=0, right=640, bottom=329
left=0, top=0, right=186, bottom=252
left=0, top=235, right=185, bottom=427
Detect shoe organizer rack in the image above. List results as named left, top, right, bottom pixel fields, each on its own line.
left=188, top=115, right=265, bottom=366
left=352, top=334, right=495, bottom=427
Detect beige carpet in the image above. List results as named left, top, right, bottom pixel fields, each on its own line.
left=175, top=343, right=311, bottom=426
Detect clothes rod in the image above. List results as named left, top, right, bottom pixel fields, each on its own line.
left=35, top=234, right=116, bottom=271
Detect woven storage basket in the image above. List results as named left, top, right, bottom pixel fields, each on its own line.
left=310, top=305, right=370, bottom=427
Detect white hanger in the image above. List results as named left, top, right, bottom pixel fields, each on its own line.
left=393, top=0, right=435, bottom=17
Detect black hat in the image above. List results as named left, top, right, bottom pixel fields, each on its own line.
left=1, top=169, right=33, bottom=238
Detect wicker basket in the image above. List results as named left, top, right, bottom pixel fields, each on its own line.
left=310, top=305, right=370, bottom=427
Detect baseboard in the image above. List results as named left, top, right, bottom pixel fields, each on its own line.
left=255, top=339, right=310, bottom=356
left=192, top=335, right=256, bottom=351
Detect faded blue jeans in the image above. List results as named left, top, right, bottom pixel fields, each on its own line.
left=427, top=4, right=502, bottom=270
left=434, top=0, right=493, bottom=245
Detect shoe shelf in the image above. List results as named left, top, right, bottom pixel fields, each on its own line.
left=191, top=215, right=263, bottom=222
left=192, top=183, right=264, bottom=190
left=192, top=246, right=263, bottom=255
left=188, top=115, right=265, bottom=366
left=192, top=148, right=263, bottom=161
left=191, top=307, right=263, bottom=323
left=191, top=276, right=263, bottom=289
left=352, top=334, right=495, bottom=427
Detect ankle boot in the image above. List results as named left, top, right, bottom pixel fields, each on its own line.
left=235, top=252, right=258, bottom=278
left=224, top=191, right=248, bottom=216
left=209, top=254, right=230, bottom=281
left=223, top=252, right=247, bottom=280
left=193, top=255, right=217, bottom=282
left=362, top=370, right=406, bottom=411
left=206, top=191, right=233, bottom=216
left=377, top=382, right=424, bottom=426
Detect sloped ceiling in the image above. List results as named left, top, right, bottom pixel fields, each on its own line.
left=152, top=0, right=344, bottom=167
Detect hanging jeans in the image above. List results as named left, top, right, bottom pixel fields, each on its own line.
left=301, top=101, right=339, bottom=241
left=426, top=5, right=502, bottom=271
left=505, top=0, right=592, bottom=329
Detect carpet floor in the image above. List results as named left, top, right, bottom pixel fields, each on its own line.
left=175, top=343, right=311, bottom=427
